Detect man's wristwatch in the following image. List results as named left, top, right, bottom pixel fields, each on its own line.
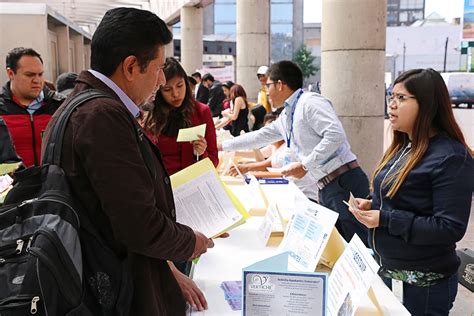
left=301, top=164, right=308, bottom=171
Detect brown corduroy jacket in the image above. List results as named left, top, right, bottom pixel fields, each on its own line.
left=50, top=70, right=195, bottom=315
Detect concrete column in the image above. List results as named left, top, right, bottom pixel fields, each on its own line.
left=321, top=0, right=387, bottom=173
left=56, top=25, right=70, bottom=73
left=203, top=3, right=214, bottom=36
left=164, top=25, right=174, bottom=58
left=292, top=0, right=304, bottom=57
left=236, top=0, right=270, bottom=102
left=84, top=42, right=91, bottom=69
left=181, top=6, right=203, bottom=74
left=71, top=32, right=85, bottom=72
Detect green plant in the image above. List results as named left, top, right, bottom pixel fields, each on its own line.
left=293, top=45, right=319, bottom=79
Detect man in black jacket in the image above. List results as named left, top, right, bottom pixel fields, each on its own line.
left=202, top=73, right=225, bottom=117
left=192, top=71, right=209, bottom=104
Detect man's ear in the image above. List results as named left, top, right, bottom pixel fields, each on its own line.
left=277, top=80, right=285, bottom=92
left=122, top=55, right=138, bottom=81
left=6, top=68, right=14, bottom=80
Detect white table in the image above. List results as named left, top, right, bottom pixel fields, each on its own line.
left=189, top=183, right=409, bottom=315
left=190, top=218, right=409, bottom=315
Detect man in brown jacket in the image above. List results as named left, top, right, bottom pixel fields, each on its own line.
left=44, top=7, right=214, bottom=315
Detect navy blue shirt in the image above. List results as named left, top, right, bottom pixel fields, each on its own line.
left=369, top=134, right=473, bottom=276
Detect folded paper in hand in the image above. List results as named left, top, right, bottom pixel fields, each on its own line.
left=176, top=123, right=206, bottom=142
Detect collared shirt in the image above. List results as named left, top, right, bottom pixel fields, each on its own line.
left=195, top=82, right=200, bottom=98
left=12, top=91, right=44, bottom=114
left=283, top=88, right=304, bottom=146
left=88, top=69, right=140, bottom=118
left=223, top=89, right=357, bottom=181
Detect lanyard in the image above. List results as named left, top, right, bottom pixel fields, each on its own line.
left=285, top=89, right=304, bottom=148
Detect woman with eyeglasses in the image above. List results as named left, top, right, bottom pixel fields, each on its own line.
left=348, top=68, right=473, bottom=315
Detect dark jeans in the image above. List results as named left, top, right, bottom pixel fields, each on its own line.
left=319, top=167, right=370, bottom=246
left=382, top=273, right=458, bottom=315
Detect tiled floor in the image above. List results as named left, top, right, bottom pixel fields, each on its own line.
left=451, top=196, right=474, bottom=315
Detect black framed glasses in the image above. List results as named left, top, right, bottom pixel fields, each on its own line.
left=386, top=93, right=416, bottom=106
left=265, top=82, right=274, bottom=89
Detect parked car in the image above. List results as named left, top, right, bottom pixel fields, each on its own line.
left=440, top=72, right=474, bottom=108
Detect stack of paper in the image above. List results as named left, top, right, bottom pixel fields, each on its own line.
left=171, top=158, right=249, bottom=238
left=220, top=281, right=242, bottom=311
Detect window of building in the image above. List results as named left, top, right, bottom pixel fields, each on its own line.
left=271, top=3, right=293, bottom=24
left=214, top=3, right=236, bottom=24
left=399, top=11, right=408, bottom=22
left=173, top=22, right=181, bottom=35
left=215, top=24, right=236, bottom=34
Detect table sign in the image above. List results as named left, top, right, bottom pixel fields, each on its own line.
left=243, top=252, right=327, bottom=316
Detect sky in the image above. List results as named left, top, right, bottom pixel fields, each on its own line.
left=303, top=0, right=465, bottom=24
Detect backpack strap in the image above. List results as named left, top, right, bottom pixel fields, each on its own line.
left=43, top=89, right=112, bottom=166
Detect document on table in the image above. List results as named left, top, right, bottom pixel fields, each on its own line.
left=258, top=202, right=284, bottom=246
left=279, top=201, right=339, bottom=272
left=176, top=123, right=206, bottom=142
left=327, top=234, right=380, bottom=316
left=171, top=158, right=249, bottom=238
left=243, top=252, right=327, bottom=316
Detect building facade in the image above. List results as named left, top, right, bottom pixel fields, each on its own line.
left=173, top=0, right=303, bottom=63
left=0, top=2, right=92, bottom=84
left=387, top=0, right=425, bottom=26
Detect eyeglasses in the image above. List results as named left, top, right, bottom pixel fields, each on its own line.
left=265, top=82, right=276, bottom=89
left=386, top=93, right=416, bottom=106
left=257, top=74, right=266, bottom=79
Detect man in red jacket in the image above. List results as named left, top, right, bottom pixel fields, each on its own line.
left=0, top=47, right=65, bottom=166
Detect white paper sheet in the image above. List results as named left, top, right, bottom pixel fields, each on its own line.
left=176, top=123, right=206, bottom=142
left=173, top=170, right=244, bottom=237
left=279, top=201, right=339, bottom=272
left=327, top=235, right=380, bottom=316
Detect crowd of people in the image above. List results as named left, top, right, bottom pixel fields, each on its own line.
left=0, top=6, right=472, bottom=316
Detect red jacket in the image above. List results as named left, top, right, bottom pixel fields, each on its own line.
left=0, top=82, right=64, bottom=166
left=148, top=100, right=218, bottom=175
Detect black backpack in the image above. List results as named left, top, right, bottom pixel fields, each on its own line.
left=0, top=90, right=143, bottom=315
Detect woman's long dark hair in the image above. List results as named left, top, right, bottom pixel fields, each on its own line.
left=373, top=68, right=472, bottom=197
left=144, top=57, right=194, bottom=137
left=230, top=84, right=248, bottom=107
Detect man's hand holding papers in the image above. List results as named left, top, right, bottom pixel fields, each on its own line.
left=191, top=231, right=215, bottom=260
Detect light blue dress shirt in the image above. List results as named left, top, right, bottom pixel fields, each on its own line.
left=88, top=69, right=140, bottom=118
left=223, top=89, right=357, bottom=182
